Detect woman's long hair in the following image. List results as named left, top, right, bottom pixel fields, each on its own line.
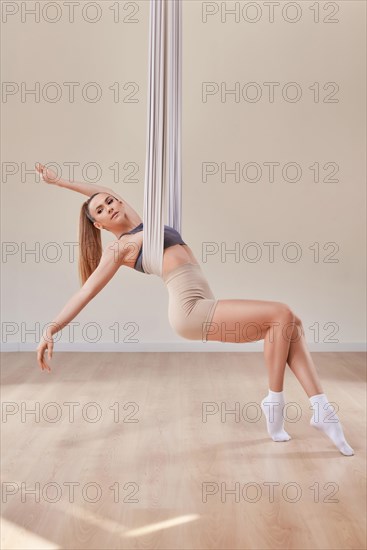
left=78, top=193, right=102, bottom=286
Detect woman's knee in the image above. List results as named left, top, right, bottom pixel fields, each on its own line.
left=276, top=302, right=296, bottom=324
left=293, top=313, right=303, bottom=327
left=292, top=313, right=304, bottom=339
left=279, top=307, right=304, bottom=341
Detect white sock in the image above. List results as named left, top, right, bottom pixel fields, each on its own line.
left=309, top=393, right=354, bottom=456
left=261, top=389, right=291, bottom=442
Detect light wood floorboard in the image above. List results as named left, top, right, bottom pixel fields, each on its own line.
left=1, top=352, right=366, bottom=549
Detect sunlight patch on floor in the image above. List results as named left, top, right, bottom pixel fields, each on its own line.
left=1, top=517, right=60, bottom=550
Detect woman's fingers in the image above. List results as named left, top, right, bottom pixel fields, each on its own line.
left=48, top=342, right=53, bottom=361
left=38, top=351, right=51, bottom=372
left=36, top=340, right=52, bottom=372
left=35, top=163, right=58, bottom=185
left=35, top=162, right=46, bottom=180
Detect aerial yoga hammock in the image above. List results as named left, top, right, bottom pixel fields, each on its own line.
left=35, top=0, right=354, bottom=456
left=142, top=0, right=182, bottom=276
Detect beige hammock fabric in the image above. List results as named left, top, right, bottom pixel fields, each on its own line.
left=142, top=0, right=182, bottom=277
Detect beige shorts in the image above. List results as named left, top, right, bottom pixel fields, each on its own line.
left=163, top=263, right=219, bottom=341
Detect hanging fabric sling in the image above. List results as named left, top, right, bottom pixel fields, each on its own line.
left=142, top=0, right=182, bottom=277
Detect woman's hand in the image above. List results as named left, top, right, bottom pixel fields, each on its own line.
left=35, top=163, right=60, bottom=185
left=36, top=332, right=54, bottom=373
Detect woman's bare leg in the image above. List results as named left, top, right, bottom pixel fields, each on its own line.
left=206, top=298, right=295, bottom=441
left=206, top=298, right=295, bottom=391
left=205, top=300, right=354, bottom=454
left=286, top=315, right=324, bottom=397
left=286, top=316, right=354, bottom=455
left=207, top=300, right=324, bottom=396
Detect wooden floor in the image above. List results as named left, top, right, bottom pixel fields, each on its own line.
left=1, top=351, right=366, bottom=550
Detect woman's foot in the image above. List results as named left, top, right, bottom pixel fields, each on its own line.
left=261, top=389, right=292, bottom=442
left=309, top=393, right=354, bottom=456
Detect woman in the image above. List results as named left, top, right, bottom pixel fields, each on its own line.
left=35, top=163, right=354, bottom=456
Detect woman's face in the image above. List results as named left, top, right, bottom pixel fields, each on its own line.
left=88, top=193, right=123, bottom=231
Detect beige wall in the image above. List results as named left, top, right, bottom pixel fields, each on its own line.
left=1, top=0, right=366, bottom=350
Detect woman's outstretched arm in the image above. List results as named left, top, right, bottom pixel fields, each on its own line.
left=36, top=242, right=125, bottom=372
left=57, top=176, right=117, bottom=198
left=35, top=162, right=118, bottom=199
